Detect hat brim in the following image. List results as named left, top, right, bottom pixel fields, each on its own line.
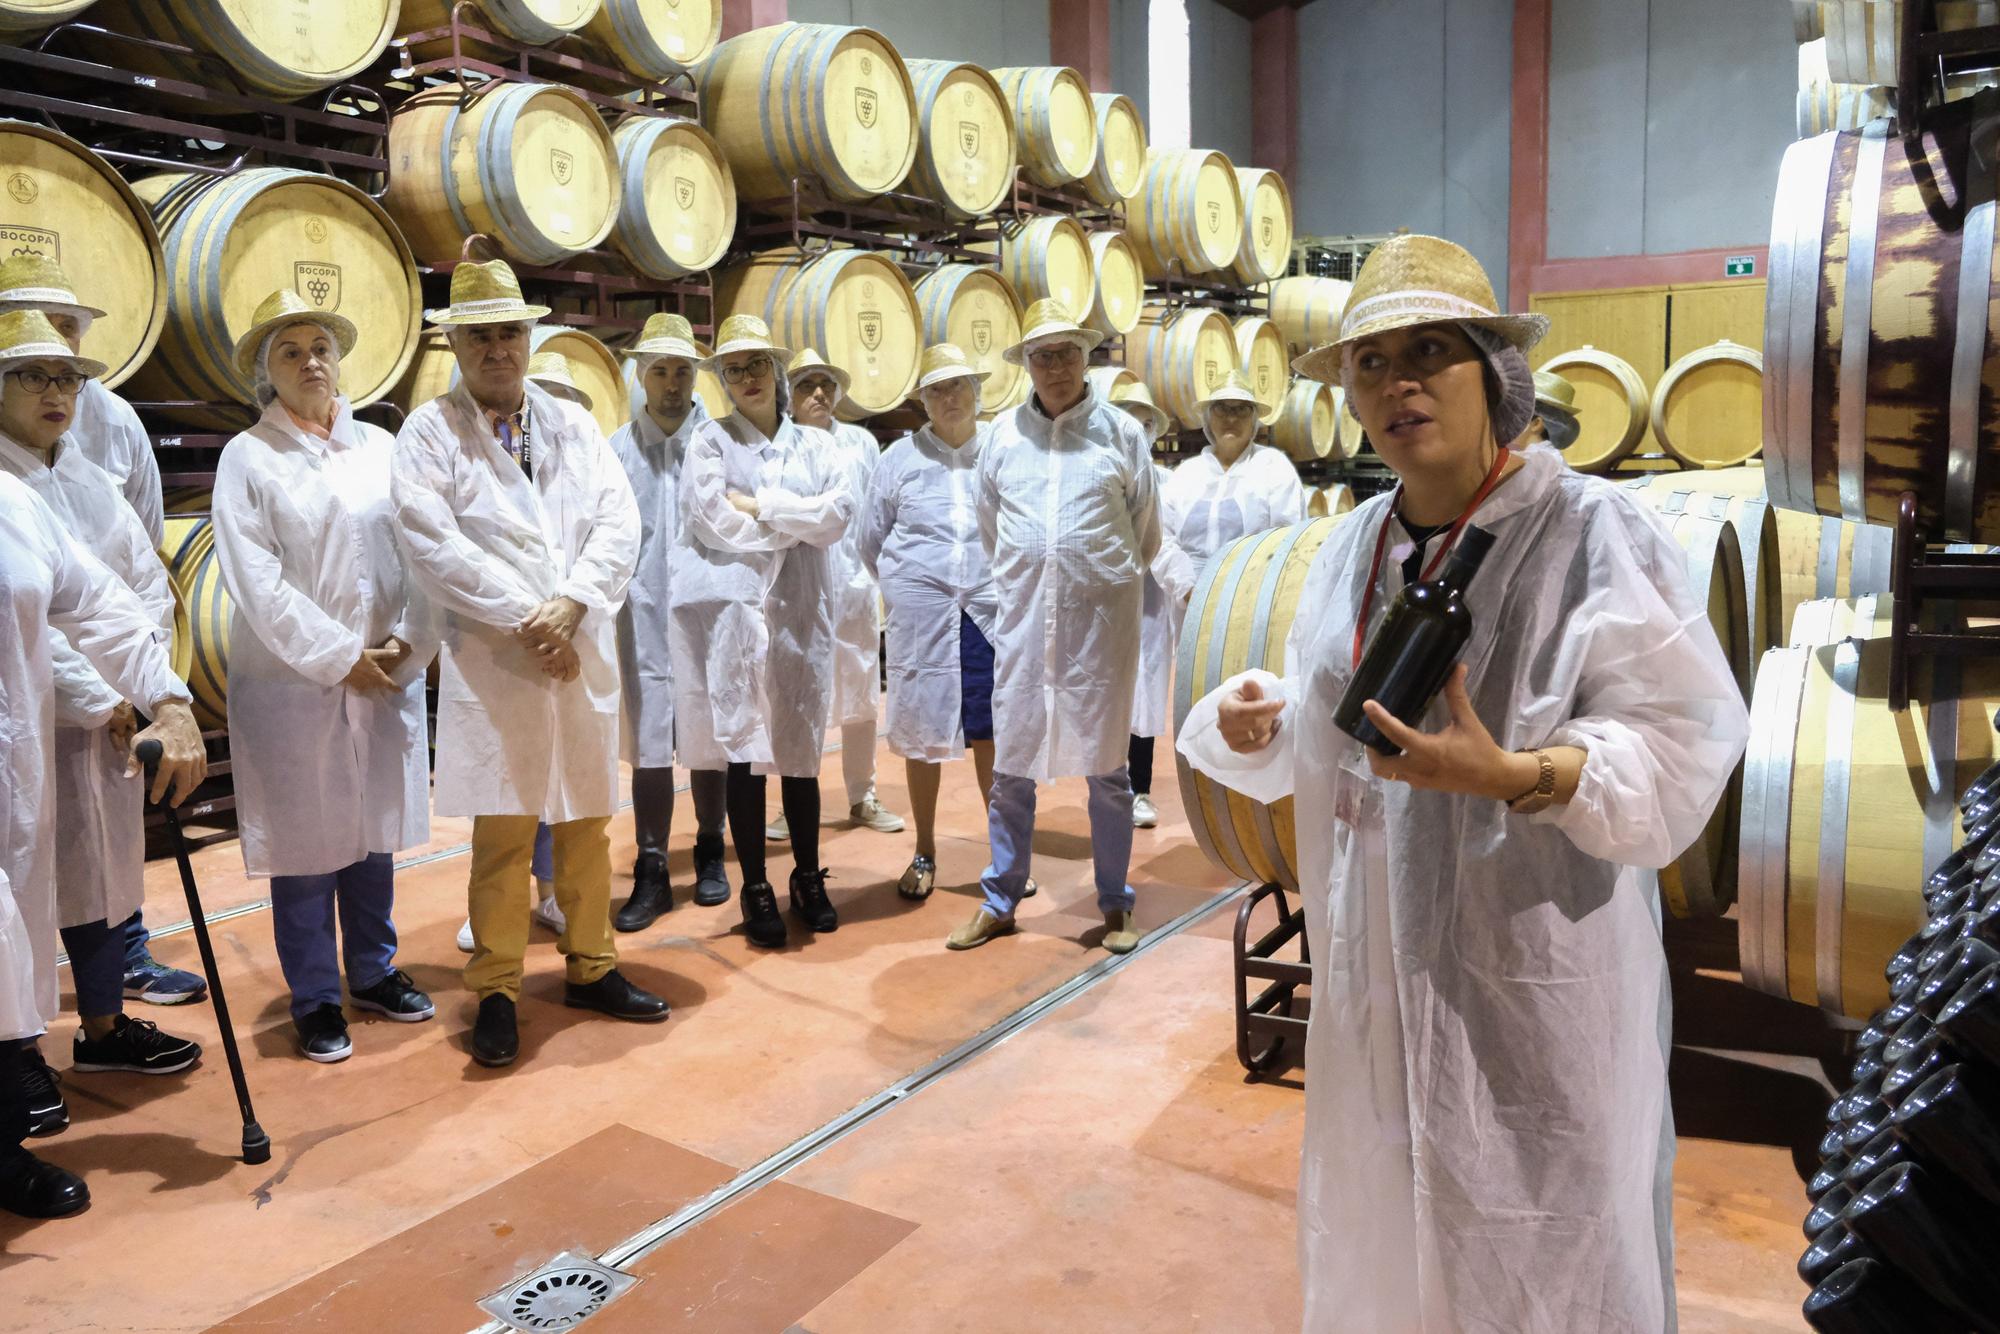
left=1193, top=389, right=1263, bottom=415
left=702, top=339, right=792, bottom=370
left=1536, top=401, right=1580, bottom=452
left=789, top=364, right=852, bottom=396
left=0, top=294, right=109, bottom=322
left=425, top=304, right=553, bottom=328
left=1002, top=325, right=1106, bottom=366
left=1117, top=402, right=1171, bottom=441
left=915, top=365, right=992, bottom=390
left=232, top=310, right=360, bottom=379
left=0, top=344, right=107, bottom=379
left=627, top=339, right=710, bottom=363
left=534, top=380, right=594, bottom=412
left=1289, top=311, right=1551, bottom=383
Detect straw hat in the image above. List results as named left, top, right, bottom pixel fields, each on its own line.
left=914, top=343, right=990, bottom=391
left=230, top=288, right=359, bottom=379
left=1109, top=381, right=1170, bottom=442
left=626, top=311, right=708, bottom=363
left=1193, top=369, right=1263, bottom=415
left=527, top=351, right=593, bottom=412
left=786, top=347, right=851, bottom=396
left=1003, top=298, right=1105, bottom=366
left=702, top=313, right=791, bottom=367
left=425, top=259, right=552, bottom=327
left=1291, top=234, right=1549, bottom=382
left=0, top=309, right=106, bottom=378
left=1531, top=369, right=1580, bottom=451
left=0, top=254, right=106, bottom=320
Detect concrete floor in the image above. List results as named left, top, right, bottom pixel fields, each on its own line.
left=3, top=729, right=1823, bottom=1332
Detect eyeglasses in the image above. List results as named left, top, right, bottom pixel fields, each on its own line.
left=721, top=356, right=774, bottom=384
left=1027, top=344, right=1083, bottom=370
left=5, top=368, right=87, bottom=396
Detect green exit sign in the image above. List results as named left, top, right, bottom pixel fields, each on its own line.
left=1725, top=254, right=1756, bottom=277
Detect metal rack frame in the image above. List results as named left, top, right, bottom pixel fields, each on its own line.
left=386, top=1, right=696, bottom=115
left=1888, top=491, right=2000, bottom=710
left=1234, top=881, right=1309, bottom=1078
left=1005, top=173, right=1123, bottom=227
left=735, top=176, right=1007, bottom=266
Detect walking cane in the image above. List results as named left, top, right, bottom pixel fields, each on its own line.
left=136, top=740, right=271, bottom=1165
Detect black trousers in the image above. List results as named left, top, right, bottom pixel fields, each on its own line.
left=714, top=764, right=820, bottom=887
left=1128, top=734, right=1156, bottom=796
left=632, top=766, right=727, bottom=858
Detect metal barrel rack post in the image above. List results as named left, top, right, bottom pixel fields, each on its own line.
left=1233, top=881, right=1310, bottom=1078
left=1887, top=491, right=2000, bottom=710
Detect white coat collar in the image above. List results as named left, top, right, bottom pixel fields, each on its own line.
left=1391, top=441, right=1565, bottom=540
left=637, top=399, right=707, bottom=452
left=0, top=428, right=64, bottom=475
left=248, top=393, right=358, bottom=457
left=442, top=380, right=573, bottom=466
left=912, top=422, right=984, bottom=464
left=1025, top=385, right=1098, bottom=429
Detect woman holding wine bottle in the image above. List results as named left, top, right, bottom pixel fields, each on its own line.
left=1178, top=235, right=1749, bottom=1333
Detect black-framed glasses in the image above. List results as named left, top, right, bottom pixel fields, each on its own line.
left=5, top=368, right=87, bottom=396
left=1027, top=344, right=1083, bottom=370
left=721, top=356, right=775, bottom=384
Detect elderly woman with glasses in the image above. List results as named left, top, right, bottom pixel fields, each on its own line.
left=669, top=316, right=855, bottom=951
left=210, top=289, right=441, bottom=1063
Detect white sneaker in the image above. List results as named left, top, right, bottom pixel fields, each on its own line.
left=849, top=794, right=906, bottom=833
left=533, top=887, right=566, bottom=934
left=455, top=918, right=474, bottom=953
left=1132, top=795, right=1158, bottom=829
left=766, top=813, right=790, bottom=841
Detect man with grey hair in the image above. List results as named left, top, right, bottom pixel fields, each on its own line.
left=392, top=259, right=662, bottom=1070
left=948, top=299, right=1161, bottom=955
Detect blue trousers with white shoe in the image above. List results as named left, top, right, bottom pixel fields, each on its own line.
left=979, top=768, right=1137, bottom=919
left=269, top=853, right=397, bottom=1021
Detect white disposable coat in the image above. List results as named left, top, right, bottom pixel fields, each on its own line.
left=611, top=400, right=708, bottom=770
left=1158, top=439, right=1305, bottom=578
left=1131, top=462, right=1184, bottom=739
left=669, top=412, right=854, bottom=777
left=212, top=397, right=439, bottom=878
left=856, top=423, right=998, bottom=762
left=0, top=432, right=172, bottom=929
left=72, top=378, right=164, bottom=547
left=980, top=390, right=1160, bottom=781
left=0, top=472, right=187, bottom=1039
left=1178, top=445, right=1749, bottom=1333
left=825, top=421, right=884, bottom=726
left=393, top=382, right=639, bottom=821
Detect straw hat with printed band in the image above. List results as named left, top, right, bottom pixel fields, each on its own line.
left=0, top=309, right=107, bottom=378
left=527, top=350, right=594, bottom=412
left=1531, top=369, right=1580, bottom=451
left=1003, top=298, right=1105, bottom=366
left=915, top=342, right=991, bottom=391
left=425, top=259, right=552, bottom=327
left=230, top=288, right=360, bottom=380
left=1109, top=379, right=1170, bottom=441
left=1290, top=234, right=1549, bottom=384
left=786, top=347, right=851, bottom=396
left=0, top=254, right=107, bottom=321
left=1193, top=368, right=1263, bottom=415
left=625, top=312, right=709, bottom=363
left=701, top=314, right=791, bottom=369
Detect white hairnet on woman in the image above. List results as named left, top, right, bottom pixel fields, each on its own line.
left=1178, top=235, right=1748, bottom=1332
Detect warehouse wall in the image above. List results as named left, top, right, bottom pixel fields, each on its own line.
left=789, top=0, right=1053, bottom=68
left=1188, top=0, right=1254, bottom=165
left=1291, top=0, right=1514, bottom=302
left=1546, top=0, right=1796, bottom=259
left=1112, top=0, right=1149, bottom=124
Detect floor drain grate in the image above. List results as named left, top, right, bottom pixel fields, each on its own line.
left=477, top=1251, right=639, bottom=1331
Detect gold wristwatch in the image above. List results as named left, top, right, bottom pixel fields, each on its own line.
left=1506, top=749, right=1557, bottom=815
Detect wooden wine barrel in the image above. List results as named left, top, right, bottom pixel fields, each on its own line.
left=400, top=0, right=600, bottom=45
left=1618, top=467, right=1784, bottom=671
left=1329, top=386, right=1368, bottom=458
left=1130, top=305, right=1239, bottom=430
left=1780, top=509, right=1894, bottom=640
left=987, top=215, right=1095, bottom=325
left=125, top=168, right=422, bottom=429
left=716, top=247, right=922, bottom=420
left=699, top=23, right=918, bottom=207
left=1172, top=516, right=1352, bottom=891
left=1229, top=167, right=1295, bottom=285
left=90, top=0, right=399, bottom=101
left=1765, top=104, right=2000, bottom=542
left=1232, top=316, right=1289, bottom=426
left=1793, top=0, right=1822, bottom=43
left=989, top=66, right=1097, bottom=188
left=1304, top=484, right=1354, bottom=518
left=1796, top=81, right=1893, bottom=138
left=0, top=121, right=166, bottom=390
left=582, top=0, right=720, bottom=79
left=913, top=263, right=1025, bottom=413
left=1651, top=338, right=1764, bottom=470
left=692, top=364, right=730, bottom=421
left=1086, top=365, right=1139, bottom=402
left=1269, top=274, right=1352, bottom=361
left=1085, top=230, right=1144, bottom=338
left=1818, top=1, right=1999, bottom=85
left=1739, top=596, right=2000, bottom=1019
left=1082, top=93, right=1147, bottom=206
left=0, top=0, right=92, bottom=39
left=162, top=510, right=230, bottom=731
left=384, top=82, right=619, bottom=267
left=1539, top=345, right=1648, bottom=472
left=982, top=367, right=1032, bottom=419
left=902, top=60, right=1017, bottom=220
left=1272, top=378, right=1338, bottom=462
left=608, top=115, right=735, bottom=280
left=1126, top=148, right=1244, bottom=280
left=397, top=326, right=628, bottom=438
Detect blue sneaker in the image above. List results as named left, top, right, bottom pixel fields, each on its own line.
left=122, top=957, right=207, bottom=1006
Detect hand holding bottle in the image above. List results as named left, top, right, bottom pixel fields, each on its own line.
left=1360, top=665, right=1537, bottom=798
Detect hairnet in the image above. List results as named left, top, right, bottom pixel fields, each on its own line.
left=253, top=319, right=343, bottom=409
left=1337, top=320, right=1537, bottom=448
left=0, top=299, right=94, bottom=342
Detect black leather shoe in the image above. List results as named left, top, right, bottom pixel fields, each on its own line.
left=471, top=994, right=517, bottom=1068
left=789, top=867, right=839, bottom=933
left=740, top=881, right=787, bottom=948
left=693, top=835, right=731, bottom=907
left=0, top=1147, right=88, bottom=1219
left=564, top=968, right=669, bottom=1022
left=615, top=852, right=674, bottom=932
left=20, top=1044, right=67, bottom=1138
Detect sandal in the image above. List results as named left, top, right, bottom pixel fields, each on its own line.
left=898, top=854, right=936, bottom=900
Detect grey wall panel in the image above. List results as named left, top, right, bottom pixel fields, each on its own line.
left=786, top=0, right=852, bottom=26
left=795, top=0, right=1048, bottom=71
left=1188, top=0, right=1254, bottom=165
left=1547, top=0, right=1648, bottom=259
left=1112, top=0, right=1150, bottom=125
left=1442, top=0, right=1513, bottom=302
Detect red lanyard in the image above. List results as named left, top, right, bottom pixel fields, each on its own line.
left=1351, top=446, right=1512, bottom=668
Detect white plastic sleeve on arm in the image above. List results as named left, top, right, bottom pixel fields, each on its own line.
left=1175, top=667, right=1299, bottom=805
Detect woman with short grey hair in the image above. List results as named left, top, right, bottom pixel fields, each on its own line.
left=211, top=289, right=439, bottom=1063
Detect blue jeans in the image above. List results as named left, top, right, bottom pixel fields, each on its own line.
left=979, top=768, right=1137, bottom=919
left=121, top=910, right=150, bottom=971
left=59, top=918, right=125, bottom=1019
left=269, top=853, right=398, bottom=1021
left=533, top=823, right=554, bottom=883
